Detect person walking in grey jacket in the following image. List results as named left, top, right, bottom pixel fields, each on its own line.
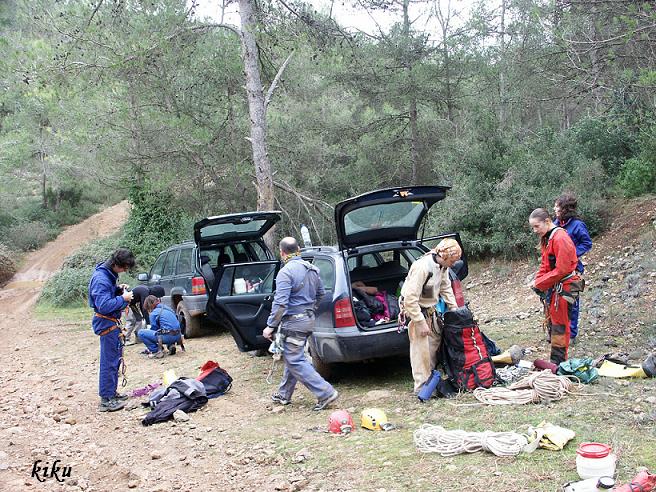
left=262, top=237, right=338, bottom=411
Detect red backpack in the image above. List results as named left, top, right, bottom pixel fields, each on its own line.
left=440, top=307, right=495, bottom=390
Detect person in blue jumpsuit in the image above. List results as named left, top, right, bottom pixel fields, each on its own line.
left=262, top=237, right=339, bottom=411
left=88, top=248, right=136, bottom=412
left=139, top=295, right=182, bottom=358
left=554, top=192, right=593, bottom=342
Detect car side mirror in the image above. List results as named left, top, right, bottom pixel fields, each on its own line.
left=137, top=273, right=149, bottom=282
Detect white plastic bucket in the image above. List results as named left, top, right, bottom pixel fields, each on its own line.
left=576, top=443, right=616, bottom=480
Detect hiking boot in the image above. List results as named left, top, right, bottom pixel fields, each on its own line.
left=98, top=397, right=125, bottom=412
left=113, top=393, right=129, bottom=401
left=124, top=339, right=136, bottom=346
left=167, top=345, right=176, bottom=356
left=271, top=392, right=290, bottom=406
left=313, top=390, right=339, bottom=411
left=148, top=351, right=165, bottom=359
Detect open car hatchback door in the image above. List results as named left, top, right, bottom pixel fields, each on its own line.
left=334, top=186, right=450, bottom=250
left=194, top=211, right=281, bottom=247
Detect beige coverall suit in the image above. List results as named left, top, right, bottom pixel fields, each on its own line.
left=400, top=253, right=457, bottom=392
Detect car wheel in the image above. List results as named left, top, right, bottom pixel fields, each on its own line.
left=177, top=302, right=202, bottom=338
left=309, top=346, right=333, bottom=381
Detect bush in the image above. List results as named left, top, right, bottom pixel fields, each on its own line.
left=62, top=236, right=122, bottom=269
left=39, top=267, right=93, bottom=307
left=122, top=182, right=187, bottom=267
left=5, top=221, right=56, bottom=251
left=0, top=243, right=17, bottom=287
left=618, top=128, right=656, bottom=197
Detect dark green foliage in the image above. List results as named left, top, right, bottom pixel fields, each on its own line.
left=0, top=243, right=16, bottom=287
left=122, top=182, right=187, bottom=268
left=618, top=128, right=656, bottom=197
left=571, top=118, right=636, bottom=177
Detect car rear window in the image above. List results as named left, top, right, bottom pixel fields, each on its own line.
left=344, top=201, right=425, bottom=235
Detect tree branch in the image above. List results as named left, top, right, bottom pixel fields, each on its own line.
left=264, top=52, right=294, bottom=113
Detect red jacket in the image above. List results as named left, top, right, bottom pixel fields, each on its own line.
left=535, top=227, right=578, bottom=291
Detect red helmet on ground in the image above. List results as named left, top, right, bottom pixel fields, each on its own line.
left=328, top=410, right=354, bottom=435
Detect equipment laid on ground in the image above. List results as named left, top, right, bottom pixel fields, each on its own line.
left=473, top=369, right=577, bottom=405
left=417, top=370, right=442, bottom=401
left=196, top=360, right=233, bottom=398
left=440, top=307, right=495, bottom=390
left=361, top=408, right=394, bottom=431
left=413, top=424, right=528, bottom=457
left=491, top=345, right=524, bottom=366
left=563, top=476, right=615, bottom=492
left=576, top=443, right=616, bottom=480
left=328, top=410, right=354, bottom=434
left=612, top=470, right=656, bottom=492
left=524, top=421, right=575, bottom=452
left=558, top=358, right=599, bottom=384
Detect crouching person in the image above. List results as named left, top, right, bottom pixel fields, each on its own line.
left=140, top=295, right=182, bottom=359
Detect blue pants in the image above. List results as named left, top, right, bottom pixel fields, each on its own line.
left=570, top=298, right=580, bottom=339
left=99, top=329, right=122, bottom=399
left=139, top=329, right=181, bottom=353
left=277, top=317, right=334, bottom=401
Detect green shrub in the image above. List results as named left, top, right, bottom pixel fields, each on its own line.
left=39, top=267, right=93, bottom=307
left=0, top=243, right=17, bottom=287
left=62, top=236, right=122, bottom=269
left=5, top=221, right=56, bottom=251
left=618, top=157, right=656, bottom=197
left=122, top=182, right=187, bottom=267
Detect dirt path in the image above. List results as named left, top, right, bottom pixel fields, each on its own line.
left=0, top=202, right=129, bottom=318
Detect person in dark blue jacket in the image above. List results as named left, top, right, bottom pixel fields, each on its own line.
left=139, top=295, right=182, bottom=359
left=88, top=248, right=136, bottom=412
left=554, top=192, right=593, bottom=342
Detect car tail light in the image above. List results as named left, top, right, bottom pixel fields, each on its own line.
left=451, top=279, right=465, bottom=307
left=192, top=276, right=206, bottom=295
left=334, top=297, right=356, bottom=328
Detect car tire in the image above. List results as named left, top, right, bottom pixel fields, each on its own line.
left=177, top=302, right=202, bottom=338
left=309, top=346, right=333, bottom=381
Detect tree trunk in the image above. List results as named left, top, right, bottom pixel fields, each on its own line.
left=498, top=0, right=507, bottom=128
left=39, top=125, right=47, bottom=208
left=403, top=0, right=419, bottom=185
left=238, top=0, right=276, bottom=250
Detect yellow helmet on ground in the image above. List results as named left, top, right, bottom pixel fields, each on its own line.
left=361, top=408, right=393, bottom=431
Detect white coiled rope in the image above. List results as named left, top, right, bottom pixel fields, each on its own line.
left=414, top=424, right=528, bottom=457
left=473, top=369, right=578, bottom=405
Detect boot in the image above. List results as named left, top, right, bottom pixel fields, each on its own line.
left=98, top=397, right=125, bottom=412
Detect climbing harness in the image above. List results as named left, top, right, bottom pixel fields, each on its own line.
left=95, top=313, right=128, bottom=387
left=414, top=424, right=528, bottom=457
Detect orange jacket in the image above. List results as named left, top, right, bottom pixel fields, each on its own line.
left=535, top=227, right=578, bottom=291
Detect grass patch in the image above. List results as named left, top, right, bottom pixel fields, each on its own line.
left=33, top=302, right=92, bottom=322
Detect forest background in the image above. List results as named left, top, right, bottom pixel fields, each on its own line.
left=0, top=0, right=655, bottom=303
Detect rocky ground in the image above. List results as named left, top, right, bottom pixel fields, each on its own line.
left=0, top=197, right=654, bottom=492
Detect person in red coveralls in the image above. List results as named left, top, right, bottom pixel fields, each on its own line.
left=529, top=208, right=580, bottom=364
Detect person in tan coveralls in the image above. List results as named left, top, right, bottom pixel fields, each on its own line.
left=400, top=238, right=462, bottom=392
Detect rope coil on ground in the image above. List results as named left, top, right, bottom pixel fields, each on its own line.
left=473, top=369, right=579, bottom=405
left=414, top=424, right=528, bottom=457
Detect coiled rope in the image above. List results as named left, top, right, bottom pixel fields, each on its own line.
left=473, top=369, right=578, bottom=405
left=414, top=424, right=528, bottom=457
